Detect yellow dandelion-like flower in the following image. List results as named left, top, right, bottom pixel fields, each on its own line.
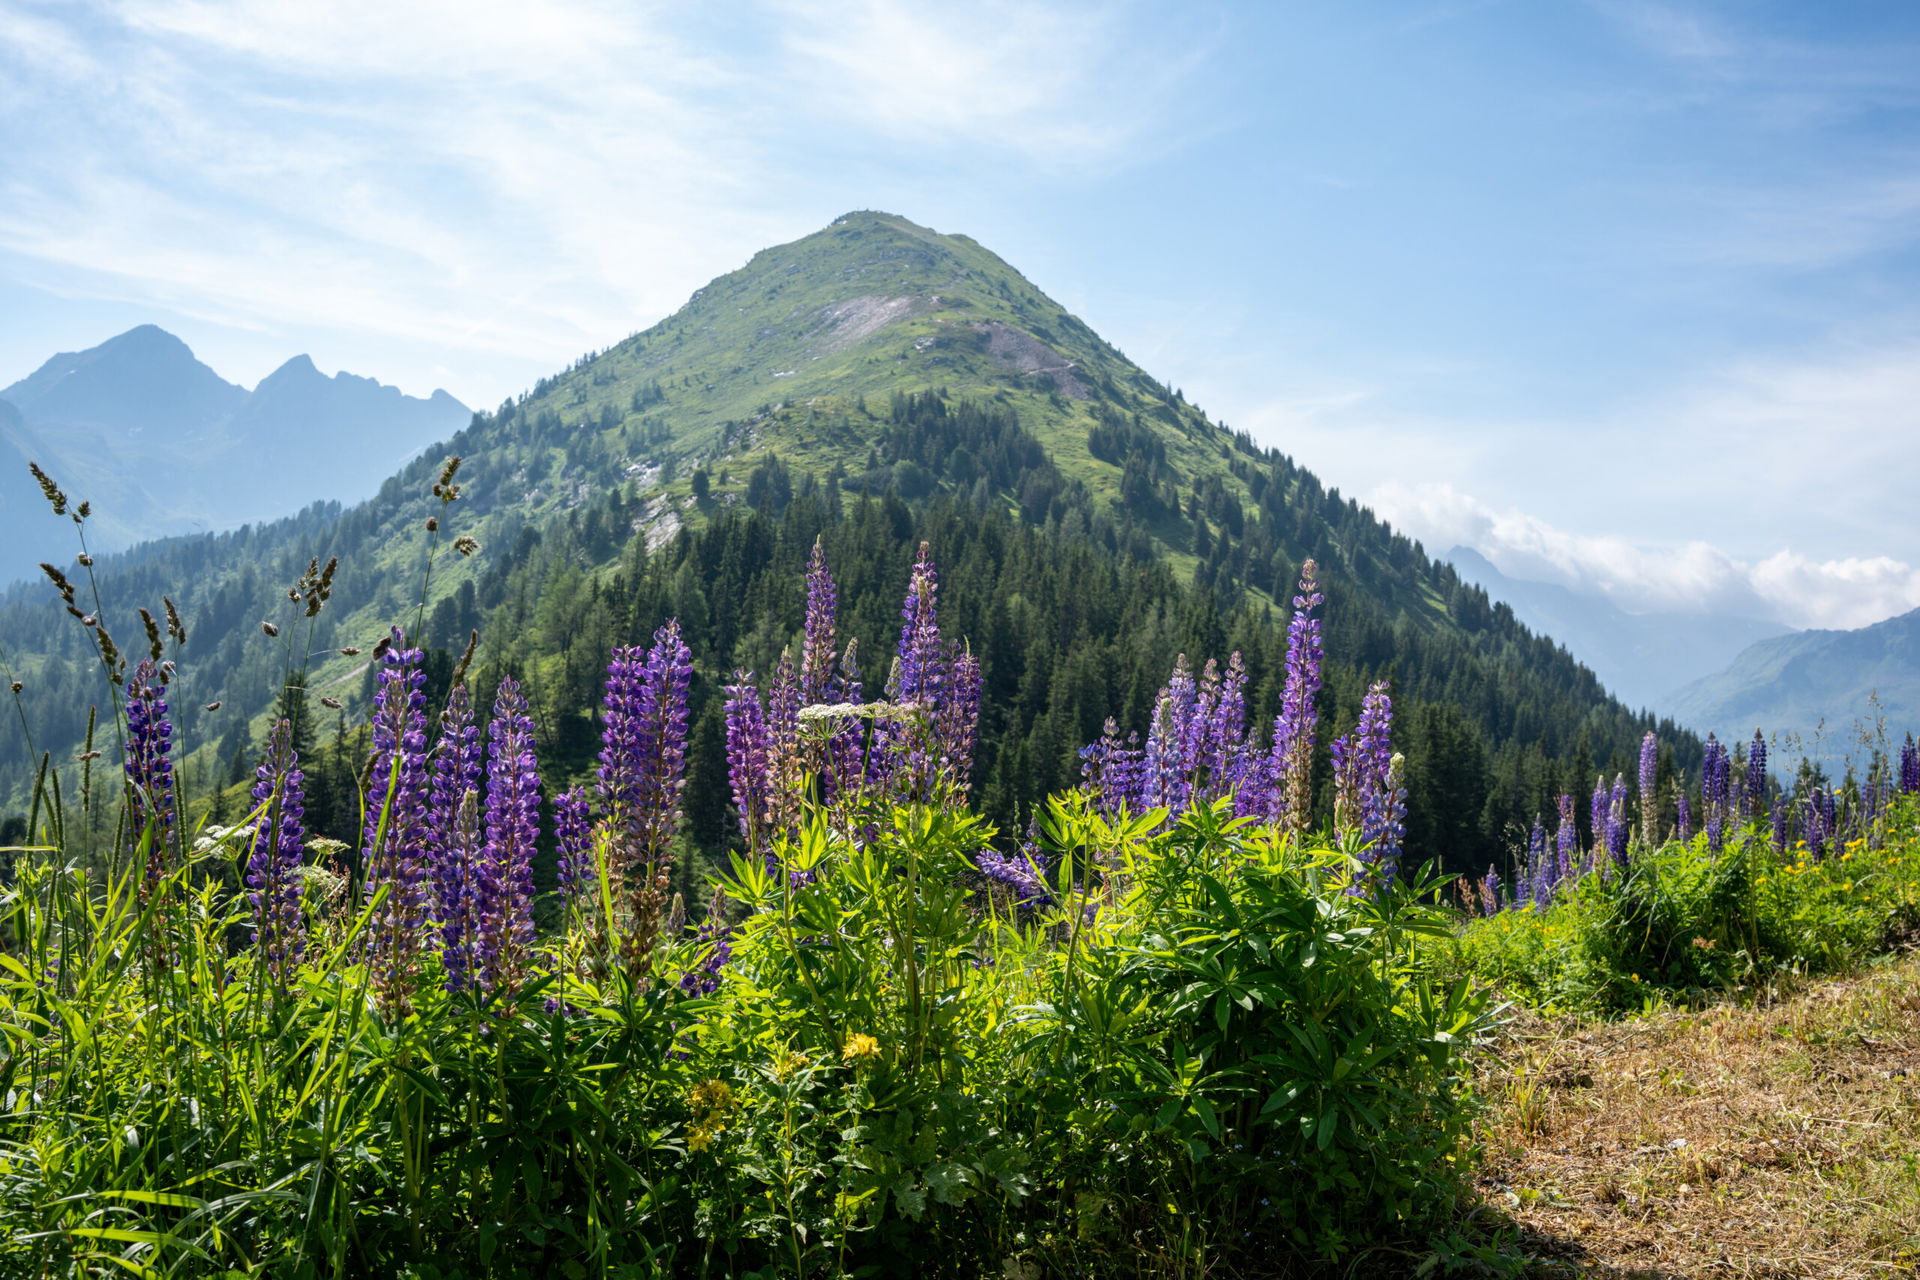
left=842, top=1033, right=882, bottom=1063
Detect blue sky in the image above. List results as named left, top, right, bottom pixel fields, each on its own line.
left=3, top=0, right=1918, bottom=629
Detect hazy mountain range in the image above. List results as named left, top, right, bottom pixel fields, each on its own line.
left=1665, top=608, right=1920, bottom=772
left=0, top=324, right=469, bottom=587
left=1444, top=546, right=1792, bottom=712
left=1447, top=545, right=1917, bottom=773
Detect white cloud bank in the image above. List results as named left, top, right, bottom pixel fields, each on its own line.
left=1369, top=479, right=1920, bottom=631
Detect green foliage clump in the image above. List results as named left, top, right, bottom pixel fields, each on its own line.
left=1453, top=797, right=1920, bottom=1014
left=0, top=797, right=1487, bottom=1277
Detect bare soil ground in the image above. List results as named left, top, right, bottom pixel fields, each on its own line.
left=1473, top=954, right=1920, bottom=1278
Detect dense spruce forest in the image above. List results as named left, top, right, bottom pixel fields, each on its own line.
left=1, top=213, right=1702, bottom=894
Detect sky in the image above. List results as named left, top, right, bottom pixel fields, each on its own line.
left=3, top=0, right=1918, bottom=631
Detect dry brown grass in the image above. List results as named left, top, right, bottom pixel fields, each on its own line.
left=1473, top=952, right=1920, bottom=1279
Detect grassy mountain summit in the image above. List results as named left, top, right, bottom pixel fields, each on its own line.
left=2, top=212, right=1692, bottom=872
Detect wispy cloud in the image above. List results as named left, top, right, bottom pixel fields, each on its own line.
left=0, top=0, right=1197, bottom=398
left=1370, top=479, right=1920, bottom=631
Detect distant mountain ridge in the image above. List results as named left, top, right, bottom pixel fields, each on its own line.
left=1445, top=546, right=1792, bottom=712
left=1, top=325, right=469, bottom=587
left=1667, top=607, right=1920, bottom=772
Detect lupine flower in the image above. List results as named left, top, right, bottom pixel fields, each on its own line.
left=1480, top=868, right=1502, bottom=917
left=1638, top=731, right=1658, bottom=846
left=598, top=620, right=692, bottom=976
left=1332, top=682, right=1402, bottom=888
left=1264, top=561, right=1323, bottom=836
left=1674, top=780, right=1692, bottom=841
left=1606, top=774, right=1629, bottom=868
left=934, top=649, right=983, bottom=796
left=892, top=544, right=943, bottom=712
left=825, top=636, right=866, bottom=799
left=680, top=888, right=733, bottom=997
left=1702, top=734, right=1731, bottom=854
left=553, top=787, right=595, bottom=904
left=1555, top=794, right=1576, bottom=888
left=1144, top=656, right=1198, bottom=813
left=430, top=683, right=484, bottom=990
left=247, top=717, right=306, bottom=983
left=477, top=677, right=540, bottom=993
left=1080, top=718, right=1145, bottom=817
left=1806, top=786, right=1837, bottom=859
left=976, top=846, right=1053, bottom=909
left=1199, top=652, right=1250, bottom=803
left=1900, top=734, right=1919, bottom=796
left=1746, top=730, right=1769, bottom=822
left=1770, top=794, right=1788, bottom=854
left=1524, top=817, right=1548, bottom=906
left=767, top=650, right=803, bottom=826
left=363, top=630, right=433, bottom=1015
left=799, top=540, right=839, bottom=706
left=123, top=659, right=177, bottom=889
left=1590, top=775, right=1608, bottom=863
left=877, top=544, right=980, bottom=803
left=723, top=674, right=774, bottom=852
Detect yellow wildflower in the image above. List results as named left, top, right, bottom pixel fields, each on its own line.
left=842, top=1033, right=882, bottom=1064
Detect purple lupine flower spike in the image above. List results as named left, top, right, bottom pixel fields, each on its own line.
left=477, top=676, right=540, bottom=994
left=247, top=717, right=307, bottom=983
left=679, top=888, right=733, bottom=996
left=553, top=787, right=595, bottom=905
left=1899, top=733, right=1918, bottom=796
left=598, top=619, right=692, bottom=977
left=767, top=649, right=803, bottom=837
left=1554, top=794, right=1576, bottom=891
left=1266, top=561, right=1323, bottom=836
left=1675, top=782, right=1692, bottom=841
left=1201, top=651, right=1250, bottom=802
left=1606, top=774, right=1629, bottom=870
left=430, top=683, right=484, bottom=991
left=362, top=629, right=433, bottom=1015
left=1144, top=656, right=1197, bottom=814
left=1354, top=684, right=1401, bottom=886
left=1638, top=731, right=1658, bottom=847
left=1524, top=818, right=1547, bottom=906
left=1482, top=868, right=1502, bottom=917
left=1745, top=730, right=1768, bottom=822
left=723, top=673, right=774, bottom=853
left=936, top=648, right=982, bottom=795
left=1770, top=794, right=1788, bottom=854
left=800, top=540, right=838, bottom=706
left=124, top=659, right=178, bottom=890
left=1589, top=775, right=1607, bottom=864
left=1702, top=735, right=1730, bottom=855
left=1330, top=732, right=1357, bottom=838
left=893, top=543, right=942, bottom=710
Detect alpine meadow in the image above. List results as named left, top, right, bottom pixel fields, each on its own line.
left=3, top=208, right=1918, bottom=1280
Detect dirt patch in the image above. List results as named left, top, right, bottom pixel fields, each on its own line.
left=971, top=322, right=1089, bottom=399
left=1473, top=955, right=1920, bottom=1277
left=807, top=295, right=929, bottom=359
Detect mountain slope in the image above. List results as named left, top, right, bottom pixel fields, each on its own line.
left=1446, top=546, right=1791, bottom=712
left=1, top=212, right=1698, bottom=871
left=2, top=328, right=471, bottom=587
left=1667, top=607, right=1920, bottom=770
